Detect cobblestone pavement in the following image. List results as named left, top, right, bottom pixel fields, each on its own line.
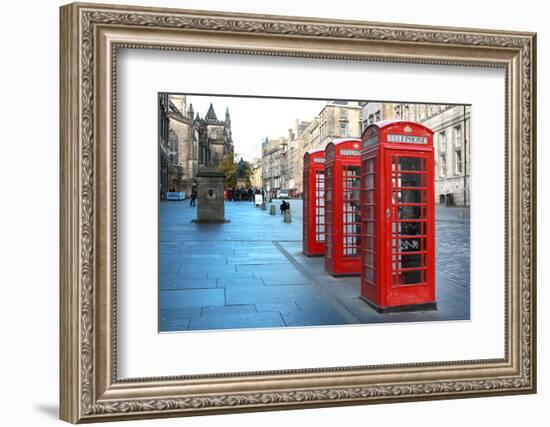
left=159, top=199, right=470, bottom=332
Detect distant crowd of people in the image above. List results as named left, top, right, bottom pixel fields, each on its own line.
left=225, top=187, right=264, bottom=202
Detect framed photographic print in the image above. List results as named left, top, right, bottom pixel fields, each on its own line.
left=60, top=2, right=537, bottom=423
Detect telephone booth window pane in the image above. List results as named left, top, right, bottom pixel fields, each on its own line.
left=400, top=221, right=422, bottom=236
left=400, top=189, right=424, bottom=203
left=398, top=157, right=425, bottom=171
left=364, top=205, right=374, bottom=218
left=393, top=270, right=423, bottom=286
left=394, top=173, right=425, bottom=188
left=366, top=268, right=375, bottom=283
left=393, top=253, right=423, bottom=268
left=365, top=251, right=374, bottom=266
left=366, top=236, right=375, bottom=250
left=399, top=237, right=425, bottom=253
left=364, top=174, right=374, bottom=188
left=368, top=159, right=374, bottom=173
left=366, top=221, right=374, bottom=235
left=398, top=205, right=422, bottom=220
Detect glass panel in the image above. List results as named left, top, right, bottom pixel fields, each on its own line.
left=393, top=270, right=423, bottom=286
left=364, top=174, right=374, bottom=188
left=398, top=173, right=425, bottom=188
left=399, top=221, right=422, bottom=236
left=366, top=236, right=375, bottom=250
left=366, top=221, right=374, bottom=235
left=398, top=205, right=423, bottom=220
left=365, top=189, right=375, bottom=204
left=399, top=237, right=425, bottom=253
left=363, top=205, right=375, bottom=219
left=400, top=189, right=423, bottom=203
left=394, top=253, right=423, bottom=269
left=366, top=158, right=374, bottom=173
left=399, top=157, right=425, bottom=171
left=366, top=268, right=375, bottom=283
left=365, top=252, right=374, bottom=266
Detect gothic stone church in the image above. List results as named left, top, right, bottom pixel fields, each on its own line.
left=159, top=94, right=234, bottom=195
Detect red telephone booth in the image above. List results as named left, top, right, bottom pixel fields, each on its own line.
left=360, top=120, right=436, bottom=312
left=324, top=138, right=362, bottom=276
left=303, top=149, right=326, bottom=256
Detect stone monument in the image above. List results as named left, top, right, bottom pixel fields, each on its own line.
left=235, top=157, right=248, bottom=189
left=193, top=167, right=228, bottom=223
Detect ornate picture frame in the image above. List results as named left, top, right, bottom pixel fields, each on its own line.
left=59, top=2, right=536, bottom=423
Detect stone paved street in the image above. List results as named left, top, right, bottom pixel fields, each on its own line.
left=159, top=199, right=470, bottom=332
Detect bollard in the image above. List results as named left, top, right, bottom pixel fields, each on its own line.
left=269, top=205, right=276, bottom=215
left=261, top=201, right=266, bottom=210
left=283, top=209, right=291, bottom=223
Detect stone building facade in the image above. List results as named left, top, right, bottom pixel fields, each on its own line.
left=359, top=102, right=471, bottom=206
left=158, top=94, right=234, bottom=196
left=294, top=117, right=320, bottom=195
left=316, top=101, right=362, bottom=149
left=284, top=120, right=310, bottom=195
left=261, top=102, right=360, bottom=197
left=261, top=136, right=287, bottom=194
left=249, top=158, right=263, bottom=189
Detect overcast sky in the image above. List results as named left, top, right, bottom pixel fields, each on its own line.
left=185, top=95, right=328, bottom=161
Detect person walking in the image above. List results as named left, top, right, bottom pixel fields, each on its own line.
left=190, top=185, right=197, bottom=207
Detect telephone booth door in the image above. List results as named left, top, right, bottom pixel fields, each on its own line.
left=360, top=121, right=436, bottom=312
left=303, top=150, right=326, bottom=256
left=384, top=150, right=435, bottom=308
left=324, top=138, right=362, bottom=276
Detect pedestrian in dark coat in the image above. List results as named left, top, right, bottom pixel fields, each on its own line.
left=190, top=186, right=197, bottom=206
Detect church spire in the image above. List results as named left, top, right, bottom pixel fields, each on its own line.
left=205, top=103, right=218, bottom=121
left=188, top=103, right=194, bottom=119
left=225, top=107, right=231, bottom=123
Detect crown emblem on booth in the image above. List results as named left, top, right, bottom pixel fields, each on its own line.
left=404, top=125, right=413, bottom=133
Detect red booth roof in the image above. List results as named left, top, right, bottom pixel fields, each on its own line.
left=362, top=120, right=434, bottom=137
left=304, top=148, right=325, bottom=157
left=329, top=137, right=362, bottom=147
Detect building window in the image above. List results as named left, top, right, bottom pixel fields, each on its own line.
left=439, top=131, right=447, bottom=152
left=455, top=126, right=462, bottom=149
left=340, top=122, right=348, bottom=136
left=439, top=132, right=447, bottom=177
left=454, top=126, right=462, bottom=174
left=455, top=150, right=462, bottom=174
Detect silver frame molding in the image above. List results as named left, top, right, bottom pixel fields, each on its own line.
left=60, top=2, right=537, bottom=423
